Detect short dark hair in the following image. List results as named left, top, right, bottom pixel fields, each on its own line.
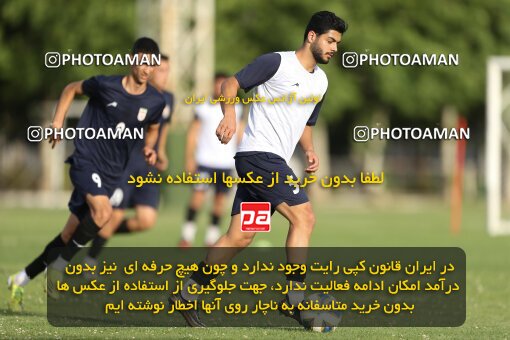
left=303, top=11, right=348, bottom=42
left=131, top=37, right=160, bottom=55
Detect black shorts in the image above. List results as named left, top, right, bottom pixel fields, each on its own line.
left=231, top=152, right=309, bottom=216
left=67, top=159, right=117, bottom=221
left=193, top=165, right=233, bottom=194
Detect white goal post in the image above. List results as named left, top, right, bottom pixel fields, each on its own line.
left=486, top=57, right=510, bottom=235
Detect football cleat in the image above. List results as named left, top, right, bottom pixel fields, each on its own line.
left=168, top=293, right=206, bottom=327
left=7, top=275, right=24, bottom=312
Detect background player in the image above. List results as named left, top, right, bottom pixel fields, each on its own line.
left=169, top=11, right=347, bottom=327
left=7, top=38, right=165, bottom=311
left=84, top=54, right=174, bottom=263
left=179, top=73, right=243, bottom=248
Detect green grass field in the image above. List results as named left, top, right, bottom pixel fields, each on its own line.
left=0, top=199, right=509, bottom=339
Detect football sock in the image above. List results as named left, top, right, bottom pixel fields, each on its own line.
left=210, top=213, right=221, bottom=226
left=181, top=222, right=197, bottom=243
left=286, top=280, right=306, bottom=306
left=181, top=278, right=200, bottom=302
left=88, top=235, right=108, bottom=259
left=181, top=261, right=219, bottom=301
left=25, top=234, right=65, bottom=279
left=115, top=219, right=131, bottom=234
left=60, top=214, right=101, bottom=262
left=12, top=270, right=30, bottom=287
left=285, top=263, right=307, bottom=306
left=186, top=207, right=197, bottom=222
left=204, top=225, right=221, bottom=245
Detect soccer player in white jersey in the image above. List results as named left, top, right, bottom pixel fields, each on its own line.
left=170, top=11, right=347, bottom=327
left=179, top=73, right=243, bottom=248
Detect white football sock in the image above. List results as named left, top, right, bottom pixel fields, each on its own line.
left=12, top=270, right=30, bottom=287
left=181, top=222, right=197, bottom=243
left=204, top=225, right=221, bottom=246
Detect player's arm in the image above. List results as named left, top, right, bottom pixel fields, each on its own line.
left=218, top=53, right=281, bottom=145
left=299, top=126, right=319, bottom=174
left=300, top=92, right=326, bottom=174
left=50, top=81, right=84, bottom=148
left=216, top=77, right=240, bottom=144
left=144, top=122, right=160, bottom=166
left=185, top=118, right=200, bottom=173
left=156, top=122, right=170, bottom=171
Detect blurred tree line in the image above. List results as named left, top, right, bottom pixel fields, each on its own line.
left=1, top=0, right=510, bottom=142
left=0, top=0, right=136, bottom=139
left=215, top=0, right=510, bottom=130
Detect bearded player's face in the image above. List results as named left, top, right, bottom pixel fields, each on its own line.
left=310, top=30, right=342, bottom=64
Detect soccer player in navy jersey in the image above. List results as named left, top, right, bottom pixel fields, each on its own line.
left=7, top=37, right=165, bottom=311
left=83, top=55, right=175, bottom=263
left=170, top=11, right=347, bottom=327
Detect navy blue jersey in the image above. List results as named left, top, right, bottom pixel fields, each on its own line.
left=161, top=91, right=175, bottom=125
left=155, top=90, right=174, bottom=151
left=67, top=75, right=165, bottom=185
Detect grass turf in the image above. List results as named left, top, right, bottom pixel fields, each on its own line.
left=0, top=200, right=509, bottom=339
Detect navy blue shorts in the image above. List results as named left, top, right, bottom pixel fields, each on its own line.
left=113, top=154, right=160, bottom=210
left=67, top=158, right=117, bottom=221
left=231, top=152, right=309, bottom=216
left=194, top=165, right=233, bottom=194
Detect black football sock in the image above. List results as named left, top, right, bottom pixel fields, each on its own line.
left=88, top=235, right=108, bottom=259
left=61, top=214, right=101, bottom=262
left=115, top=219, right=131, bottom=234
left=186, top=206, right=197, bottom=222
left=25, top=234, right=65, bottom=279
left=285, top=263, right=307, bottom=306
left=210, top=213, right=221, bottom=226
left=181, top=261, right=220, bottom=301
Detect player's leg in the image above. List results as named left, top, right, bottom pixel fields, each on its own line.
left=49, top=163, right=114, bottom=271
left=170, top=211, right=256, bottom=327
left=204, top=191, right=226, bottom=247
left=85, top=208, right=126, bottom=265
left=179, top=187, right=207, bottom=247
left=203, top=168, right=233, bottom=246
left=276, top=201, right=315, bottom=257
left=170, top=175, right=259, bottom=324
left=235, top=152, right=312, bottom=324
left=7, top=214, right=79, bottom=311
left=51, top=194, right=112, bottom=271
left=275, top=201, right=315, bottom=317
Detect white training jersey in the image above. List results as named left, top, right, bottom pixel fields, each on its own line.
left=194, top=101, right=242, bottom=169
left=234, top=51, right=328, bottom=163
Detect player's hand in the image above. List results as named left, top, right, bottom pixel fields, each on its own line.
left=49, top=122, right=63, bottom=149
left=216, top=113, right=236, bottom=144
left=155, top=152, right=168, bottom=171
left=304, top=150, right=319, bottom=173
left=144, top=147, right=157, bottom=166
